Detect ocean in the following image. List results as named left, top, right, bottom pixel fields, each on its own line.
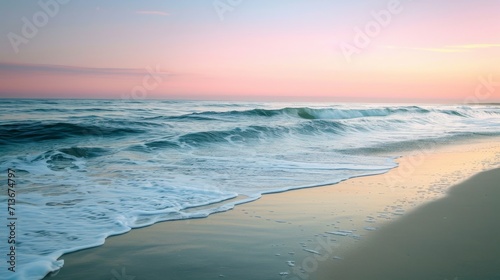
left=1, top=99, right=499, bottom=279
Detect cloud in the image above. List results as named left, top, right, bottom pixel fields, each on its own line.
left=409, top=47, right=466, bottom=53
left=384, top=44, right=500, bottom=53
left=0, top=62, right=171, bottom=77
left=136, top=10, right=170, bottom=16
left=447, top=44, right=500, bottom=49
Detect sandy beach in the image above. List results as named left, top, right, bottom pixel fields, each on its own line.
left=44, top=138, right=500, bottom=280
left=317, top=167, right=500, bottom=280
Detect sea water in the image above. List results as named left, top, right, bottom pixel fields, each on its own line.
left=0, top=99, right=499, bottom=279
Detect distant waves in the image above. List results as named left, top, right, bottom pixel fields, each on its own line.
left=0, top=100, right=499, bottom=279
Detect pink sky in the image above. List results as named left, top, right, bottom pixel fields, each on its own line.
left=0, top=0, right=499, bottom=102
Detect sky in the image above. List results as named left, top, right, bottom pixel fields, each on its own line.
left=0, top=0, right=499, bottom=102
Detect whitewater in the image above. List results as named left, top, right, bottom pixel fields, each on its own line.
left=0, top=99, right=499, bottom=279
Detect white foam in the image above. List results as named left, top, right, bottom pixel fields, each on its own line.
left=303, top=249, right=322, bottom=255
left=3, top=102, right=499, bottom=279
left=326, top=231, right=351, bottom=236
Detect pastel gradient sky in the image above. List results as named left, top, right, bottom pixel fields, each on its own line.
left=0, top=0, right=499, bottom=102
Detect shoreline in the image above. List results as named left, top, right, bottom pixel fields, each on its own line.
left=44, top=138, right=500, bottom=280
left=317, top=167, right=500, bottom=280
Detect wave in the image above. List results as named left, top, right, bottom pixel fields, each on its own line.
left=177, top=125, right=282, bottom=146
left=0, top=122, right=145, bottom=144
left=336, top=131, right=500, bottom=155
left=170, top=106, right=476, bottom=121
left=107, top=105, right=497, bottom=125
left=130, top=106, right=499, bottom=149
left=144, top=140, right=180, bottom=149
left=173, top=121, right=349, bottom=147
left=3, top=105, right=497, bottom=149
left=1, top=100, right=499, bottom=280
left=58, top=147, right=112, bottom=158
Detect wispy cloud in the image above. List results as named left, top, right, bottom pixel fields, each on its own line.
left=384, top=44, right=500, bottom=53
left=136, top=10, right=170, bottom=16
left=0, top=62, right=171, bottom=77
left=409, top=47, right=466, bottom=53
left=447, top=44, right=500, bottom=49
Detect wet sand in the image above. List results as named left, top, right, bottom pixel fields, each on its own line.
left=44, top=139, right=500, bottom=280
left=317, top=167, right=500, bottom=280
